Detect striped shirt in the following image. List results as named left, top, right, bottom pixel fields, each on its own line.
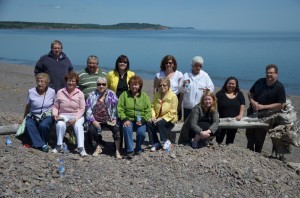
left=78, top=67, right=106, bottom=98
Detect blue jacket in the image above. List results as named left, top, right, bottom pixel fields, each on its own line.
left=35, top=51, right=73, bottom=92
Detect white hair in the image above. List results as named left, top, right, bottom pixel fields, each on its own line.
left=96, top=76, right=107, bottom=83
left=191, top=56, right=204, bottom=66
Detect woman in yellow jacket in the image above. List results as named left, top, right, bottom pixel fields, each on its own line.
left=107, top=55, right=135, bottom=97
left=147, top=77, right=178, bottom=152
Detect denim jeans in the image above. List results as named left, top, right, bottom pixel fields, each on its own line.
left=26, top=116, right=53, bottom=148
left=122, top=120, right=146, bottom=153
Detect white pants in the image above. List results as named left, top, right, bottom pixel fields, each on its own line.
left=55, top=115, right=85, bottom=148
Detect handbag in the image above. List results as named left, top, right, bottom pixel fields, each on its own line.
left=16, top=118, right=26, bottom=137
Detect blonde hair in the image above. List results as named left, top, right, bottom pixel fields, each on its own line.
left=159, top=77, right=170, bottom=90
left=200, top=91, right=217, bottom=112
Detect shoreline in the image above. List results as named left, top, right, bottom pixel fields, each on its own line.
left=1, top=62, right=299, bottom=117
left=1, top=60, right=299, bottom=97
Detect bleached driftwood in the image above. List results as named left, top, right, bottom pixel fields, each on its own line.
left=0, top=124, right=20, bottom=135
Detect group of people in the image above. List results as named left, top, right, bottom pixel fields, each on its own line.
left=22, top=40, right=286, bottom=159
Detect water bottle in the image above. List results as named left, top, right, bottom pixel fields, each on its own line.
left=137, top=111, right=141, bottom=122
left=165, top=146, right=171, bottom=154
left=5, top=136, right=12, bottom=146
left=185, top=80, right=191, bottom=92
left=62, top=143, right=69, bottom=154
left=58, top=159, right=65, bottom=177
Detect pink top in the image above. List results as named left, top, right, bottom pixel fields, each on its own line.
left=52, top=87, right=85, bottom=120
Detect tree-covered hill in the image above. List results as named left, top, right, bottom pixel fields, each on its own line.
left=0, top=21, right=170, bottom=30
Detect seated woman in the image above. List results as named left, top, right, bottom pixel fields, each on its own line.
left=23, top=73, right=56, bottom=152
left=52, top=72, right=87, bottom=157
left=85, top=77, right=121, bottom=158
left=178, top=91, right=219, bottom=148
left=147, top=77, right=178, bottom=151
left=117, top=76, right=151, bottom=159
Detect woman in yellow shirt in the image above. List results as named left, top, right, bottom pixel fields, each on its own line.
left=107, top=55, right=135, bottom=97
left=147, top=77, right=178, bottom=151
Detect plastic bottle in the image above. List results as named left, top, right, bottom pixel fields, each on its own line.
left=62, top=143, right=69, bottom=154
left=58, top=159, right=65, bottom=177
left=185, top=80, right=191, bottom=93
left=5, top=136, right=12, bottom=146
left=165, top=146, right=171, bottom=154
left=137, top=111, right=141, bottom=122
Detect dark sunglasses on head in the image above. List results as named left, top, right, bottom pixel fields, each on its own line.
left=97, top=83, right=107, bottom=86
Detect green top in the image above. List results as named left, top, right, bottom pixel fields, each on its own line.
left=117, top=90, right=151, bottom=123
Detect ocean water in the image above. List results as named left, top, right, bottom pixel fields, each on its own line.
left=0, top=29, right=299, bottom=95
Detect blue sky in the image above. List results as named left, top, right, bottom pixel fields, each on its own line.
left=0, top=0, right=300, bottom=31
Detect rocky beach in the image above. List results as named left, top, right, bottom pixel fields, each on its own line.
left=0, top=62, right=300, bottom=197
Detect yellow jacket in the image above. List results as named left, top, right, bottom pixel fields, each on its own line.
left=151, top=90, right=178, bottom=124
left=107, top=70, right=135, bottom=93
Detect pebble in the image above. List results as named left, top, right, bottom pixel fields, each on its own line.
left=0, top=134, right=299, bottom=197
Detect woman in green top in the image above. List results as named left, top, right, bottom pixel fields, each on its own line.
left=117, top=76, right=151, bottom=159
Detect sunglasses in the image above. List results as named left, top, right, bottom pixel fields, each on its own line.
left=165, top=62, right=173, bottom=65
left=119, top=61, right=128, bottom=64
left=159, top=84, right=168, bottom=87
left=97, top=83, right=107, bottom=86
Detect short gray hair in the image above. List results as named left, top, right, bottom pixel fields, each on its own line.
left=191, top=56, right=204, bottom=66
left=96, top=76, right=107, bottom=83
left=87, top=55, right=99, bottom=64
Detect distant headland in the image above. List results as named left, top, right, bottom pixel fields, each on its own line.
left=0, top=21, right=194, bottom=30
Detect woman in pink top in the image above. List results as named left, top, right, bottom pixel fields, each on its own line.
left=52, top=72, right=87, bottom=157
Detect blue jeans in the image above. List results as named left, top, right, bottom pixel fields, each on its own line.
left=122, top=120, right=146, bottom=153
left=26, top=116, right=53, bottom=148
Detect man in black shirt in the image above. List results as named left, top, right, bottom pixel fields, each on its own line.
left=246, top=64, right=286, bottom=153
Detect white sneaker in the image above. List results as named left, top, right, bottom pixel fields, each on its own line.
left=79, top=148, right=88, bottom=157
left=150, top=143, right=161, bottom=152
left=163, top=140, right=171, bottom=150
left=52, top=145, right=62, bottom=153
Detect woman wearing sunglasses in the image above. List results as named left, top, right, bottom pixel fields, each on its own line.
left=85, top=77, right=121, bottom=158
left=154, top=55, right=183, bottom=120
left=147, top=77, right=178, bottom=151
left=107, top=55, right=135, bottom=98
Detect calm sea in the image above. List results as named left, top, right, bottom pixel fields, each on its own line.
left=0, top=29, right=299, bottom=95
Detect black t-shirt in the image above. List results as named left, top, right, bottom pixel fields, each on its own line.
left=116, top=72, right=129, bottom=98
left=248, top=78, right=286, bottom=114
left=216, top=90, right=245, bottom=118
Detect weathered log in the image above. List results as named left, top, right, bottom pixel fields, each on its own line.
left=0, top=124, right=20, bottom=135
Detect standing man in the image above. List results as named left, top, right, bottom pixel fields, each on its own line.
left=78, top=55, right=107, bottom=99
left=246, top=64, right=286, bottom=153
left=34, top=40, right=73, bottom=92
